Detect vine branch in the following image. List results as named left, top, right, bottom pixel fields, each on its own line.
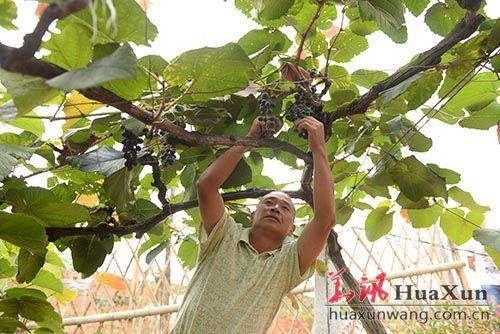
left=45, top=188, right=308, bottom=241
left=295, top=0, right=326, bottom=64
left=326, top=13, right=486, bottom=124
left=2, top=0, right=90, bottom=68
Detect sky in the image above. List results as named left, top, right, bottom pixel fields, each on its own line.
left=1, top=0, right=499, bottom=284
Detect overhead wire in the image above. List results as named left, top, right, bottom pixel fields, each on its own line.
left=337, top=50, right=498, bottom=232
left=341, top=53, right=496, bottom=204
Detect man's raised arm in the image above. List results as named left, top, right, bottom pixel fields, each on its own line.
left=196, top=117, right=281, bottom=236
left=294, top=117, right=336, bottom=275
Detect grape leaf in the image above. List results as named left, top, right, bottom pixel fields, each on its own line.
left=46, top=44, right=138, bottom=91
left=164, top=43, right=257, bottom=102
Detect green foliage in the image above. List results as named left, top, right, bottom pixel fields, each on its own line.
left=16, top=249, right=45, bottom=284
left=255, top=0, right=296, bottom=21
left=0, top=0, right=17, bottom=30
left=359, top=0, right=407, bottom=43
left=68, top=0, right=157, bottom=45
left=407, top=204, right=442, bottom=228
left=43, top=20, right=93, bottom=70
left=329, top=29, right=369, bottom=63
left=164, top=43, right=257, bottom=102
left=0, top=143, right=37, bottom=180
left=0, top=213, right=47, bottom=254
left=0, top=69, right=62, bottom=118
left=448, top=186, right=490, bottom=213
left=178, top=238, right=199, bottom=269
left=388, top=156, right=448, bottom=202
left=47, top=44, right=138, bottom=91
left=440, top=208, right=481, bottom=246
left=403, top=0, right=430, bottom=17
left=351, top=69, right=388, bottom=89
left=424, top=1, right=466, bottom=37
left=67, top=146, right=128, bottom=177
left=459, top=101, right=500, bottom=130
left=473, top=229, right=500, bottom=252
left=365, top=205, right=393, bottom=241
left=68, top=235, right=114, bottom=278
left=0, top=293, right=63, bottom=333
left=6, top=187, right=90, bottom=227
left=238, top=29, right=292, bottom=70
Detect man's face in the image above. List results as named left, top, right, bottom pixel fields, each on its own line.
left=250, top=191, right=295, bottom=238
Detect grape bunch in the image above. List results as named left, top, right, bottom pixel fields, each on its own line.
left=160, top=139, right=177, bottom=166
left=258, top=92, right=280, bottom=136
left=285, top=82, right=327, bottom=139
left=121, top=125, right=148, bottom=170
left=158, top=116, right=185, bottom=166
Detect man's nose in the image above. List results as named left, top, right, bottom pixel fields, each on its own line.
left=270, top=205, right=280, bottom=213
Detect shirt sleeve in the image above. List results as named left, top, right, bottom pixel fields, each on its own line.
left=197, top=207, right=239, bottom=262
left=282, top=240, right=315, bottom=293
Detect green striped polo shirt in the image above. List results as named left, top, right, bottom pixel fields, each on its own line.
left=171, top=208, right=315, bottom=334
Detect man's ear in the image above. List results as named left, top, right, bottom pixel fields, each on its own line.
left=287, top=223, right=296, bottom=236
left=250, top=211, right=255, bottom=224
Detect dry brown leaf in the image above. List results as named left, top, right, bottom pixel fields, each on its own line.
left=280, top=62, right=310, bottom=83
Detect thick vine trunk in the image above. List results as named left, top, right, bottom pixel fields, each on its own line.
left=327, top=231, right=388, bottom=334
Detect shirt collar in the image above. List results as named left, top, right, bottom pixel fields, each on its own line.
left=239, top=228, right=280, bottom=256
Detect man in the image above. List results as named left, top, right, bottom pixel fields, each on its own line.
left=171, top=115, right=336, bottom=333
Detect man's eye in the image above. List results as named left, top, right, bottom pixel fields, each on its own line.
left=283, top=206, right=290, bottom=212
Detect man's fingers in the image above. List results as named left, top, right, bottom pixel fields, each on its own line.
left=294, top=117, right=313, bottom=132
left=293, top=118, right=305, bottom=131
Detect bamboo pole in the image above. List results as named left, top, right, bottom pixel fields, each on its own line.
left=361, top=261, right=465, bottom=284
left=448, top=241, right=471, bottom=290
left=26, top=261, right=465, bottom=329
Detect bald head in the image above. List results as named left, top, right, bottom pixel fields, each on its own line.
left=260, top=191, right=295, bottom=215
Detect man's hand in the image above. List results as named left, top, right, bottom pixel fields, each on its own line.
left=294, top=116, right=335, bottom=276
left=246, top=116, right=283, bottom=139
left=293, top=116, right=326, bottom=153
